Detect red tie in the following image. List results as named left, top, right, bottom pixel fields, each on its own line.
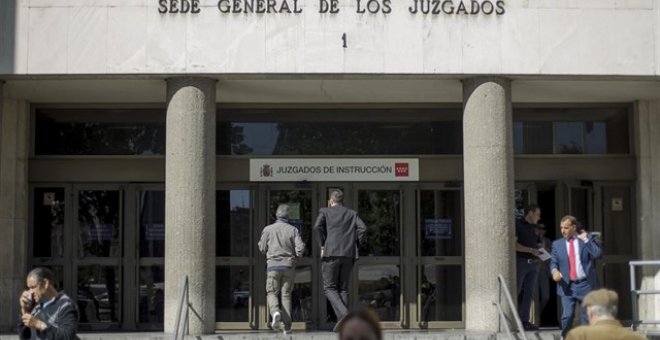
left=568, top=237, right=577, bottom=281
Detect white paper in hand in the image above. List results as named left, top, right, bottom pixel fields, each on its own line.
left=537, top=248, right=552, bottom=261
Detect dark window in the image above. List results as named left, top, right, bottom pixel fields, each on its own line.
left=35, top=109, right=165, bottom=155
left=514, top=107, right=629, bottom=155
left=217, top=120, right=462, bottom=155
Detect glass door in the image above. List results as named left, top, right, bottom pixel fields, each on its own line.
left=133, top=185, right=165, bottom=330
left=73, top=184, right=123, bottom=330
left=263, top=184, right=316, bottom=330
left=215, top=186, right=255, bottom=329
left=592, top=182, right=636, bottom=323
left=415, top=185, right=464, bottom=329
left=30, top=185, right=70, bottom=308
left=353, top=184, right=403, bottom=328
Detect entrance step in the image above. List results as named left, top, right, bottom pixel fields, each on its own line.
left=2, top=330, right=562, bottom=340
left=3, top=330, right=658, bottom=340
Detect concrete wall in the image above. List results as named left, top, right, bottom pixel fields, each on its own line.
left=0, top=87, right=30, bottom=331
left=635, top=100, right=660, bottom=331
left=0, top=0, right=658, bottom=76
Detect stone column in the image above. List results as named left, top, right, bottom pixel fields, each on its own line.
left=635, top=100, right=660, bottom=332
left=164, top=77, right=216, bottom=334
left=462, top=78, right=515, bottom=332
left=0, top=84, right=31, bottom=331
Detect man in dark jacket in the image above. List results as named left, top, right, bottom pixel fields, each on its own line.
left=19, top=267, right=78, bottom=340
left=313, top=189, right=367, bottom=331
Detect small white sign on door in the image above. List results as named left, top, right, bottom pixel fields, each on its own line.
left=611, top=197, right=623, bottom=211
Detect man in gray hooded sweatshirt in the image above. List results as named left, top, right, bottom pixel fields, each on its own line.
left=258, top=204, right=305, bottom=334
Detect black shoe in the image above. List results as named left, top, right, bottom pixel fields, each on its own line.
left=333, top=315, right=346, bottom=333
left=522, top=322, right=539, bottom=331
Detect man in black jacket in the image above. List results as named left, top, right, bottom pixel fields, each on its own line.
left=313, top=189, right=367, bottom=331
left=19, top=267, right=78, bottom=340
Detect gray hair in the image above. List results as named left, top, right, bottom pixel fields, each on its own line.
left=330, top=189, right=344, bottom=204
left=28, top=267, right=54, bottom=284
left=587, top=304, right=617, bottom=318
left=276, top=204, right=290, bottom=219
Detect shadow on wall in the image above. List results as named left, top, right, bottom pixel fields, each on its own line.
left=0, top=0, right=16, bottom=75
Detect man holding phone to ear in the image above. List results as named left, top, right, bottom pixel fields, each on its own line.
left=550, top=215, right=602, bottom=338
left=18, top=267, right=78, bottom=340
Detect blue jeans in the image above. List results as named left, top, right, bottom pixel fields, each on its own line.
left=559, top=279, right=590, bottom=337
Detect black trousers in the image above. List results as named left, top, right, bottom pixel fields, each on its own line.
left=321, top=256, right=354, bottom=321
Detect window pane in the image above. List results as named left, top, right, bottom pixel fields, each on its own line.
left=35, top=109, right=165, bottom=155
left=78, top=190, right=121, bottom=258
left=77, top=265, right=120, bottom=323
left=138, top=266, right=164, bottom=325
left=33, top=188, right=65, bottom=258
left=419, top=265, right=462, bottom=322
left=585, top=122, right=607, bottom=154
left=216, top=266, right=250, bottom=322
left=555, top=122, right=584, bottom=154
left=139, top=191, right=165, bottom=258
left=292, top=266, right=312, bottom=322
left=358, top=265, right=400, bottom=321
left=419, top=190, right=462, bottom=257
left=358, top=190, right=401, bottom=256
left=217, top=120, right=462, bottom=155
left=513, top=121, right=553, bottom=154
left=217, top=190, right=252, bottom=257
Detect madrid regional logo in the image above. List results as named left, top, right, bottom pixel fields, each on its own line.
left=260, top=164, right=273, bottom=177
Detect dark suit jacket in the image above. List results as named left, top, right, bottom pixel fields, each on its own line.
left=313, top=205, right=367, bottom=258
left=550, top=235, right=602, bottom=296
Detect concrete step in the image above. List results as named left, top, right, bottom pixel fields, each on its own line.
left=3, top=330, right=658, bottom=340
left=1, top=330, right=562, bottom=340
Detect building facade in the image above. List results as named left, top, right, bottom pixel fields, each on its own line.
left=1, top=0, right=659, bottom=334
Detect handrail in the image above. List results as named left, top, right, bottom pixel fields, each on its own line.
left=494, top=274, right=529, bottom=340
left=629, top=260, right=660, bottom=331
left=174, top=276, right=190, bottom=340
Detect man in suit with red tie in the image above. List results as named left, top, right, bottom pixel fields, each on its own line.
left=550, top=215, right=602, bottom=338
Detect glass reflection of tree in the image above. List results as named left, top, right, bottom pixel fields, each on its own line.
left=49, top=194, right=65, bottom=258
left=271, top=123, right=424, bottom=155
left=358, top=191, right=400, bottom=256
left=229, top=124, right=253, bottom=155
left=78, top=191, right=120, bottom=323
left=78, top=191, right=120, bottom=258
left=39, top=114, right=165, bottom=155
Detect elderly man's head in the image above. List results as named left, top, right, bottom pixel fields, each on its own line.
left=276, top=204, right=290, bottom=220
left=582, top=288, right=619, bottom=324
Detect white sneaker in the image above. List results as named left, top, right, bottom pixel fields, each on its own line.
left=283, top=328, right=292, bottom=335
left=271, top=312, right=281, bottom=330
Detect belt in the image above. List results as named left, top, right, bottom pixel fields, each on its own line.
left=526, top=259, right=540, bottom=264
left=571, top=278, right=587, bottom=284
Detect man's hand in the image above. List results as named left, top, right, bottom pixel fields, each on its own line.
left=320, top=247, right=325, bottom=258
left=19, top=290, right=33, bottom=315
left=578, top=230, right=589, bottom=241
left=21, top=313, right=46, bottom=331
left=529, top=248, right=540, bottom=256
left=551, top=270, right=563, bottom=283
